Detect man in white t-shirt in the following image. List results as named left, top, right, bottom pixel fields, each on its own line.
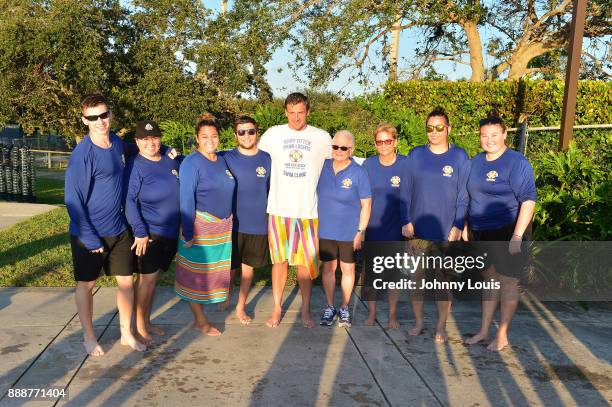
left=258, top=92, right=332, bottom=328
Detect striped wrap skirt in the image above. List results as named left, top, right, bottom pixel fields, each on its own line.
left=268, top=215, right=319, bottom=280
left=175, top=211, right=232, bottom=304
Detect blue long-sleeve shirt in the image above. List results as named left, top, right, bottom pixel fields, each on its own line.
left=402, top=144, right=469, bottom=241
left=65, top=133, right=128, bottom=250
left=363, top=155, right=407, bottom=241
left=467, top=148, right=537, bottom=230
left=179, top=152, right=235, bottom=241
left=125, top=155, right=180, bottom=239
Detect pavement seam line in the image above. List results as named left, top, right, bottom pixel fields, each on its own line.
left=0, top=287, right=101, bottom=403
left=354, top=287, right=445, bottom=407
left=53, top=288, right=120, bottom=407
left=344, top=327, right=393, bottom=407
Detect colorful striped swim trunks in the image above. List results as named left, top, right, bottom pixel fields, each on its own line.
left=268, top=215, right=319, bottom=280
left=175, top=211, right=232, bottom=304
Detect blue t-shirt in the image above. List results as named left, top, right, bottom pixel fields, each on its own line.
left=179, top=152, right=236, bottom=241
left=403, top=145, right=469, bottom=241
left=221, top=149, right=271, bottom=235
left=125, top=155, right=180, bottom=239
left=363, top=155, right=407, bottom=241
left=65, top=133, right=128, bottom=250
left=317, top=159, right=372, bottom=241
left=467, top=148, right=537, bottom=230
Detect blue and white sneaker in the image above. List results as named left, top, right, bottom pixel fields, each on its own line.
left=320, top=305, right=337, bottom=326
left=337, top=307, right=352, bottom=328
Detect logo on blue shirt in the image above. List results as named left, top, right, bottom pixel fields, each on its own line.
left=226, top=170, right=234, bottom=179
left=486, top=170, right=498, bottom=182
left=256, top=166, right=267, bottom=177
left=171, top=169, right=179, bottom=178
left=442, top=165, right=454, bottom=177
left=390, top=175, right=401, bottom=187
left=341, top=178, right=352, bottom=189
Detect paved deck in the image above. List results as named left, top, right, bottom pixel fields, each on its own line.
left=0, top=287, right=610, bottom=406
left=0, top=202, right=58, bottom=232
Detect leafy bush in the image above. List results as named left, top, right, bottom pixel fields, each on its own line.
left=530, top=132, right=612, bottom=240
left=159, top=120, right=193, bottom=155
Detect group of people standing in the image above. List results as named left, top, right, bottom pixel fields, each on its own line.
left=65, top=91, right=536, bottom=357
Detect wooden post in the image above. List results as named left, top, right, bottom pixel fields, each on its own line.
left=559, top=0, right=587, bottom=150
left=47, top=152, right=51, bottom=168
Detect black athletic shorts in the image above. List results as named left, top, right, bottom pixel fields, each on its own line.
left=470, top=222, right=532, bottom=279
left=70, top=229, right=135, bottom=282
left=319, top=238, right=355, bottom=263
left=231, top=232, right=270, bottom=269
left=136, top=234, right=178, bottom=275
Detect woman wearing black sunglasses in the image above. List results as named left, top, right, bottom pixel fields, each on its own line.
left=401, top=108, right=470, bottom=342
left=362, top=124, right=407, bottom=329
left=464, top=115, right=536, bottom=351
left=317, top=130, right=372, bottom=328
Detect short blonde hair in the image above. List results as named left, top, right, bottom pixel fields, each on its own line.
left=374, top=123, right=397, bottom=140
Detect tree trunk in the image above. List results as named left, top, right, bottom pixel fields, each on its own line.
left=221, top=0, right=228, bottom=14
left=388, top=15, right=401, bottom=81
left=506, top=42, right=547, bottom=79
left=461, top=20, right=485, bottom=82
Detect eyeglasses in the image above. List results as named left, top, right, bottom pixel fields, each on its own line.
left=332, top=145, right=351, bottom=151
left=236, top=128, right=257, bottom=136
left=83, top=111, right=111, bottom=122
left=426, top=124, right=448, bottom=133
left=375, top=139, right=394, bottom=146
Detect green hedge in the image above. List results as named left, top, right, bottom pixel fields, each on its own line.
left=383, top=79, right=612, bottom=131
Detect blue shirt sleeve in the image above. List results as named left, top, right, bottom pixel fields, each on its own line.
left=357, top=167, right=372, bottom=199
left=453, top=155, right=470, bottom=229
left=401, top=154, right=413, bottom=225
left=125, top=161, right=148, bottom=238
left=64, top=148, right=102, bottom=250
left=179, top=157, right=198, bottom=242
left=510, top=157, right=537, bottom=203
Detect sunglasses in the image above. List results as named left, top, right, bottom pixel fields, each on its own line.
left=236, top=128, right=257, bottom=136
left=426, top=124, right=448, bottom=133
left=332, top=145, right=351, bottom=151
left=375, top=139, right=394, bottom=146
left=83, top=111, right=111, bottom=122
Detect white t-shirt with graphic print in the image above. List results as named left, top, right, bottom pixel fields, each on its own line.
left=258, top=124, right=331, bottom=219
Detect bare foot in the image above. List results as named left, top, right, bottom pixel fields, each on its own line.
left=266, top=308, right=282, bottom=328
left=236, top=308, right=252, bottom=325
left=364, top=315, right=376, bottom=326
left=136, top=330, right=154, bottom=345
left=434, top=330, right=447, bottom=343
left=120, top=334, right=146, bottom=352
left=83, top=338, right=105, bottom=357
left=465, top=331, right=489, bottom=345
left=487, top=335, right=509, bottom=351
left=408, top=323, right=424, bottom=336
left=301, top=311, right=315, bottom=329
left=388, top=318, right=400, bottom=330
left=147, top=324, right=165, bottom=336
left=192, top=322, right=222, bottom=336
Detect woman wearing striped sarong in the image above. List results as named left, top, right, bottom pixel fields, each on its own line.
left=176, top=113, right=235, bottom=336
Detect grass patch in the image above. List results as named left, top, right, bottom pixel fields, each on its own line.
left=0, top=207, right=299, bottom=287
left=35, top=177, right=65, bottom=205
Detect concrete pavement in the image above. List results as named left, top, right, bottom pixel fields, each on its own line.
left=0, top=202, right=59, bottom=232
left=0, top=287, right=610, bottom=406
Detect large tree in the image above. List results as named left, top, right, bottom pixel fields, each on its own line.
left=267, top=0, right=611, bottom=85
left=0, top=0, right=131, bottom=139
